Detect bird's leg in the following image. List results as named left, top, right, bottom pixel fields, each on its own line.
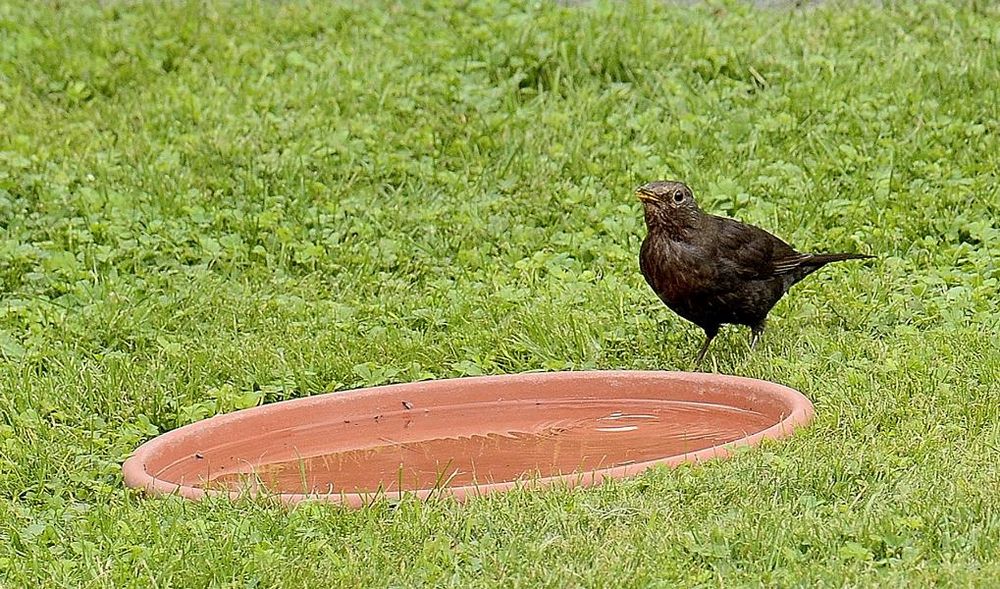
left=694, top=337, right=712, bottom=365
left=749, top=322, right=766, bottom=351
left=694, top=326, right=719, bottom=366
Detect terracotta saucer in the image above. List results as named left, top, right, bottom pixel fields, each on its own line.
left=123, top=371, right=814, bottom=507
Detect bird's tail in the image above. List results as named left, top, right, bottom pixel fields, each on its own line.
left=805, top=252, right=875, bottom=266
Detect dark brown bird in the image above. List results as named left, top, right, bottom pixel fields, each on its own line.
left=637, top=180, right=873, bottom=363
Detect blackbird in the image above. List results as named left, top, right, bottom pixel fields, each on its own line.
left=636, top=180, right=873, bottom=363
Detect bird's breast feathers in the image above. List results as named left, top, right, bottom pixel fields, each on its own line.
left=641, top=236, right=718, bottom=299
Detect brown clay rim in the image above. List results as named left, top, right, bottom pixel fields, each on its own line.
left=122, top=370, right=814, bottom=507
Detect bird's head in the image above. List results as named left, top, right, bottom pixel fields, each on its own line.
left=635, top=180, right=700, bottom=232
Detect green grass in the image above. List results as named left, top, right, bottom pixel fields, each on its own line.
left=2, top=0, right=999, bottom=585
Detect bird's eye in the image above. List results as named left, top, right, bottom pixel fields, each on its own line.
left=673, top=190, right=685, bottom=203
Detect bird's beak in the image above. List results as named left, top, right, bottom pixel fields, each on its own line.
left=635, top=187, right=657, bottom=203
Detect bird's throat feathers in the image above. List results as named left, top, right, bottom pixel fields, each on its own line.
left=643, top=203, right=702, bottom=238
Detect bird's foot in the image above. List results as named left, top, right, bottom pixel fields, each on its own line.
left=749, top=324, right=765, bottom=351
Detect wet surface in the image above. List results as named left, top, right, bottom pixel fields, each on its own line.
left=196, top=398, right=774, bottom=495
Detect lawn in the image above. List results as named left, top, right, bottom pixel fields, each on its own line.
left=2, top=0, right=999, bottom=585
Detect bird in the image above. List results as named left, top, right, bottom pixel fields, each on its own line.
left=636, top=180, right=873, bottom=364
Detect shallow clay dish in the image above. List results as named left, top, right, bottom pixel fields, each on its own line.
left=123, top=371, right=813, bottom=507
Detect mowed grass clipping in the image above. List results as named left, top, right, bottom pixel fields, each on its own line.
left=1, top=0, right=999, bottom=586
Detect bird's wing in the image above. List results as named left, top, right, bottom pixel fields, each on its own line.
left=709, top=215, right=803, bottom=279
left=771, top=253, right=813, bottom=275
